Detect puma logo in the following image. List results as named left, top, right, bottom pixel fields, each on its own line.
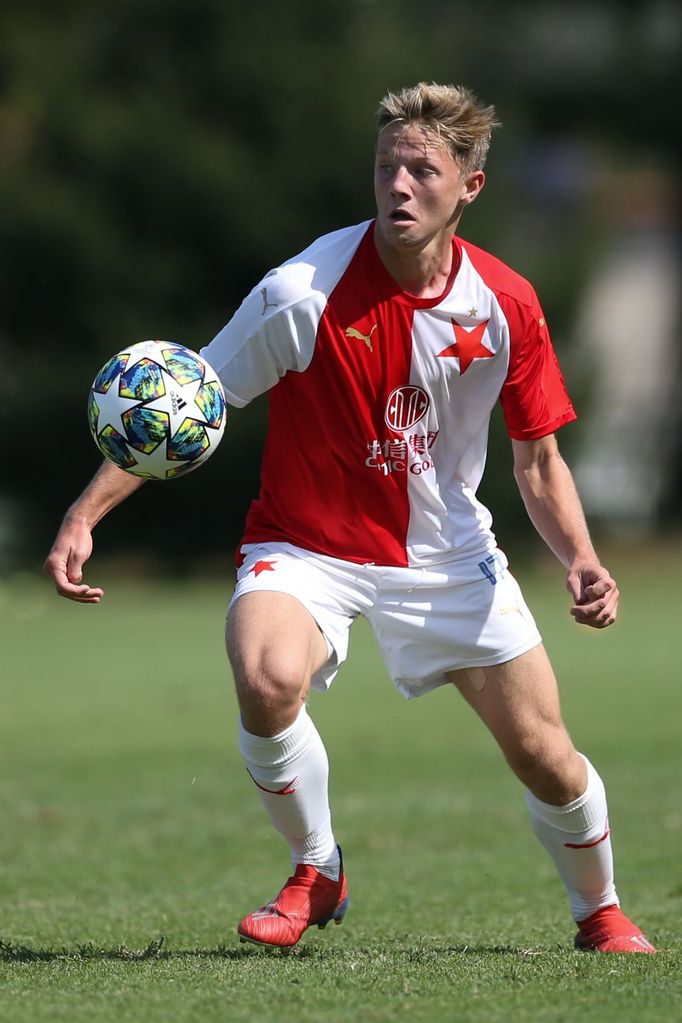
left=261, top=287, right=278, bottom=315
left=345, top=325, right=377, bottom=352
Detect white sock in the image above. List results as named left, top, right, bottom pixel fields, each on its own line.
left=525, top=754, right=619, bottom=921
left=238, top=705, right=340, bottom=880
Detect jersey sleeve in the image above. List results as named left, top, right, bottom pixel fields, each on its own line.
left=498, top=291, right=577, bottom=440
left=199, top=262, right=327, bottom=408
left=200, top=222, right=371, bottom=408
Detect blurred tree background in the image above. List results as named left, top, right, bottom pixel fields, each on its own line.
left=1, top=0, right=679, bottom=575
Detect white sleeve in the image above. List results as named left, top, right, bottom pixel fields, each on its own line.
left=200, top=261, right=327, bottom=408
left=200, top=221, right=371, bottom=407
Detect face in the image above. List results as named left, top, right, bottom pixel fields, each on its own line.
left=374, top=122, right=483, bottom=252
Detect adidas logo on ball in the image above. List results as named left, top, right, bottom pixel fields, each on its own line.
left=170, top=391, right=187, bottom=415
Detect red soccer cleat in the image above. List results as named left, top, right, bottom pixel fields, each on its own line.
left=575, top=905, right=657, bottom=953
left=238, top=848, right=349, bottom=949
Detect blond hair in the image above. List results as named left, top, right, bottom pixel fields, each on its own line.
left=377, top=82, right=499, bottom=173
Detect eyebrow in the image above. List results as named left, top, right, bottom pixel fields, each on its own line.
left=375, top=146, right=442, bottom=163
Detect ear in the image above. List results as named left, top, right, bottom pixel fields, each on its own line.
left=460, top=169, right=485, bottom=206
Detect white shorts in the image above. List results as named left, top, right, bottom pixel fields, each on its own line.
left=230, top=542, right=542, bottom=699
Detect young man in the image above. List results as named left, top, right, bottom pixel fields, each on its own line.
left=45, top=83, right=655, bottom=954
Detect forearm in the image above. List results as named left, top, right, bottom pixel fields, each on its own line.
left=63, top=460, right=146, bottom=530
left=45, top=461, right=144, bottom=602
left=513, top=444, right=595, bottom=570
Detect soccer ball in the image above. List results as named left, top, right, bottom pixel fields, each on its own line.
left=88, top=340, right=227, bottom=479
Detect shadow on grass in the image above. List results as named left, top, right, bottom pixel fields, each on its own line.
left=0, top=938, right=242, bottom=963
left=0, top=937, right=538, bottom=963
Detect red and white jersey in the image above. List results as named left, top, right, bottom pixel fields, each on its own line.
left=201, top=221, right=576, bottom=568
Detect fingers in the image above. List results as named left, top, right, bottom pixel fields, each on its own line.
left=566, top=563, right=619, bottom=629
left=65, top=544, right=86, bottom=585
left=570, top=581, right=619, bottom=629
left=59, top=581, right=104, bottom=604
left=43, top=543, right=103, bottom=604
left=582, top=575, right=617, bottom=602
left=59, top=577, right=104, bottom=603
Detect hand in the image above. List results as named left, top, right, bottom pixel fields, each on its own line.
left=567, top=561, right=619, bottom=629
left=43, top=518, right=104, bottom=603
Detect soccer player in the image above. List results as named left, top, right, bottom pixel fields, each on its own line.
left=45, top=83, right=655, bottom=954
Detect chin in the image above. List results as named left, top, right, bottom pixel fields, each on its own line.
left=379, top=220, right=420, bottom=246
left=392, top=230, right=424, bottom=250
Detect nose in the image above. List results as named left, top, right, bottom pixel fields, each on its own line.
left=390, top=165, right=411, bottom=198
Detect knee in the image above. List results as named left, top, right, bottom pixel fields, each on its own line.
left=505, top=729, right=584, bottom=804
left=230, top=646, right=309, bottom=734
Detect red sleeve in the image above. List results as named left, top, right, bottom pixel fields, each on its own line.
left=498, top=291, right=577, bottom=440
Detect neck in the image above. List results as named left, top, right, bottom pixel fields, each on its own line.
left=374, top=227, right=458, bottom=299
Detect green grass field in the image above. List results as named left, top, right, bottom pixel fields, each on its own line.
left=1, top=541, right=680, bottom=1022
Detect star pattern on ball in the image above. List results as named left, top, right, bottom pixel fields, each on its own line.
left=144, top=375, right=205, bottom=427
left=130, top=446, right=197, bottom=479
left=93, top=378, right=140, bottom=437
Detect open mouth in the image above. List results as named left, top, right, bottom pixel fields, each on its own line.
left=389, top=209, right=415, bottom=223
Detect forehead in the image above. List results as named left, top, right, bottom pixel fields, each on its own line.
left=376, top=122, right=456, bottom=164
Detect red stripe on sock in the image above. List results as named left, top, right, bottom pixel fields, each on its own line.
left=564, top=826, right=609, bottom=850
left=246, top=769, right=297, bottom=795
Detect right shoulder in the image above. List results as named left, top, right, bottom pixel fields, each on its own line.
left=200, top=221, right=372, bottom=407
left=260, top=220, right=373, bottom=310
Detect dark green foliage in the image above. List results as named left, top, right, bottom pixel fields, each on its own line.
left=0, top=1, right=678, bottom=566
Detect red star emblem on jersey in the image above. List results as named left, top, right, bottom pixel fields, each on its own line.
left=249, top=559, right=277, bottom=577
left=437, top=319, right=493, bottom=374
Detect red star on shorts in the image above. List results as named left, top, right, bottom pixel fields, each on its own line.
left=249, top=559, right=277, bottom=577
left=437, top=319, right=493, bottom=374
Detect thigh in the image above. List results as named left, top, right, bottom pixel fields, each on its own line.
left=227, top=589, right=330, bottom=735
left=227, top=589, right=329, bottom=695
left=228, top=542, right=373, bottom=694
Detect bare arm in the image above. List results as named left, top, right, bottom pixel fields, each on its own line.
left=43, top=461, right=145, bottom=603
left=512, top=434, right=618, bottom=628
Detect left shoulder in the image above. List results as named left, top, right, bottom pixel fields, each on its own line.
left=457, top=237, right=538, bottom=311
